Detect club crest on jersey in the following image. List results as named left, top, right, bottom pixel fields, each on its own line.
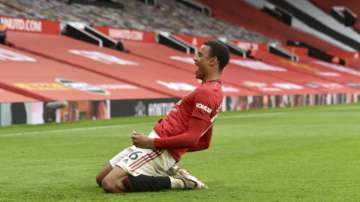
left=196, top=103, right=212, bottom=114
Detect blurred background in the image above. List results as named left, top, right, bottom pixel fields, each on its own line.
left=0, top=0, right=360, bottom=126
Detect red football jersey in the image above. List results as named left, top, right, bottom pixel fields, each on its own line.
left=154, top=80, right=223, bottom=161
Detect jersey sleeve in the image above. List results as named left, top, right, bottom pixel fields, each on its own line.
left=187, top=126, right=213, bottom=152
left=154, top=117, right=209, bottom=149
left=191, top=88, right=216, bottom=122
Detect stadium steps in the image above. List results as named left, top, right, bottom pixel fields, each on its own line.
left=268, top=0, right=360, bottom=51
left=0, top=82, right=47, bottom=102
left=7, top=32, right=254, bottom=98
left=122, top=40, right=263, bottom=95
left=310, top=0, right=360, bottom=33
left=0, top=87, right=38, bottom=103
left=197, top=0, right=355, bottom=59
left=10, top=43, right=177, bottom=98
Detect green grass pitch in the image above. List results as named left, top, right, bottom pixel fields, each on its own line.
left=1, top=104, right=360, bottom=202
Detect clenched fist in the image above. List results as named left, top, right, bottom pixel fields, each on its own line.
left=131, top=130, right=155, bottom=149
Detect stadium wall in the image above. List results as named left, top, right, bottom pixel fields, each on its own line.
left=0, top=16, right=60, bottom=34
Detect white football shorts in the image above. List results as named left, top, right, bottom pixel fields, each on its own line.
left=109, top=130, right=176, bottom=177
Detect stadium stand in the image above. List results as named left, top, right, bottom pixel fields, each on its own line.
left=308, top=0, right=360, bottom=68
left=0, top=0, right=359, bottom=125
left=123, top=40, right=320, bottom=95
left=0, top=0, right=271, bottom=42
left=123, top=38, right=359, bottom=94
left=310, top=0, right=360, bottom=29
left=225, top=56, right=321, bottom=96
left=0, top=43, right=168, bottom=101
left=277, top=52, right=360, bottom=86
left=0, top=87, right=36, bottom=102
left=252, top=50, right=359, bottom=93
left=197, top=0, right=357, bottom=57
left=266, top=0, right=360, bottom=52
left=7, top=31, right=252, bottom=97
left=0, top=23, right=6, bottom=44
left=300, top=56, right=360, bottom=89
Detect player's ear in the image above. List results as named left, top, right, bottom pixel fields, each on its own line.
left=209, top=57, right=218, bottom=67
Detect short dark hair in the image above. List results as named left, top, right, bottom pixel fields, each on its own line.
left=204, top=40, right=230, bottom=72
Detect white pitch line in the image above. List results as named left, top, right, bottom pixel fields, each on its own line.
left=0, top=112, right=286, bottom=138
left=0, top=122, right=149, bottom=137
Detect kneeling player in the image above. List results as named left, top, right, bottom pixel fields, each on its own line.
left=96, top=41, right=230, bottom=193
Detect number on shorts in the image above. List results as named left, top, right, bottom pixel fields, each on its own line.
left=129, top=151, right=142, bottom=160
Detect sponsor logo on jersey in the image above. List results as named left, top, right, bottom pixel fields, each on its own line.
left=196, top=103, right=212, bottom=114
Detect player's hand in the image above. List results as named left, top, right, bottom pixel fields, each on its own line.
left=131, top=130, right=155, bottom=149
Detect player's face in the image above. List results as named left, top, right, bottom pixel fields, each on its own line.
left=194, top=45, right=216, bottom=80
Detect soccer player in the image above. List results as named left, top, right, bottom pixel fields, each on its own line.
left=96, top=40, right=230, bottom=193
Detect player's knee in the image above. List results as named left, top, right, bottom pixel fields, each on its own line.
left=96, top=174, right=103, bottom=187
left=101, top=178, right=115, bottom=193
left=96, top=164, right=113, bottom=187
left=101, top=178, right=125, bottom=193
